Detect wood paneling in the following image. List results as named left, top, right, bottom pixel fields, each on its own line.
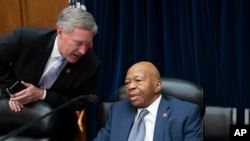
left=0, top=0, right=68, bottom=35
left=0, top=0, right=22, bottom=35
left=21, top=0, right=68, bottom=28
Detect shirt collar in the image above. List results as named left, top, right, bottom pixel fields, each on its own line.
left=137, top=95, right=162, bottom=118
left=51, top=36, right=62, bottom=58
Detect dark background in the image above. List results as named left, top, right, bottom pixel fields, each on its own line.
left=82, top=0, right=250, bottom=139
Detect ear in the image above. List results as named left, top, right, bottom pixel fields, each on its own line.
left=154, top=80, right=162, bottom=93
left=57, top=26, right=63, bottom=36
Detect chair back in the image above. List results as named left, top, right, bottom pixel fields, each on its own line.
left=204, top=106, right=237, bottom=141
left=116, top=78, right=205, bottom=117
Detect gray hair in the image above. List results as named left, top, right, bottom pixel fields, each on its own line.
left=56, top=7, right=98, bottom=34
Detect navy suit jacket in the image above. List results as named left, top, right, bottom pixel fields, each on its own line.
left=93, top=95, right=202, bottom=141
left=0, top=27, right=100, bottom=137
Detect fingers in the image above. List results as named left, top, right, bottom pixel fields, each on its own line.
left=19, top=99, right=29, bottom=105
left=21, top=81, right=31, bottom=87
left=11, top=92, right=33, bottom=105
left=11, top=93, right=26, bottom=103
left=9, top=99, right=24, bottom=112
left=12, top=86, right=43, bottom=104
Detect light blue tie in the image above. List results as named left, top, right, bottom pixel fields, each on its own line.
left=128, top=109, right=149, bottom=141
left=40, top=57, right=65, bottom=89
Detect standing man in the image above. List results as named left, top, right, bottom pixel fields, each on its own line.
left=93, top=61, right=202, bottom=141
left=0, top=7, right=100, bottom=141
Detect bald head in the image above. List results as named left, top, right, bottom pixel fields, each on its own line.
left=127, top=61, right=161, bottom=80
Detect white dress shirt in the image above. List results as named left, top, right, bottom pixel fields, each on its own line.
left=136, top=95, right=162, bottom=141
left=39, top=36, right=67, bottom=99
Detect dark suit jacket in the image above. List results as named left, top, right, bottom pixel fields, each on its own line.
left=0, top=27, right=100, bottom=139
left=93, top=95, right=202, bottom=141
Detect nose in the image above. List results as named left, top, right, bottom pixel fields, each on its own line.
left=127, top=81, right=136, bottom=90
left=78, top=45, right=88, bottom=55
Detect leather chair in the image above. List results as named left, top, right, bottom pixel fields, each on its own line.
left=98, top=78, right=205, bottom=129
left=203, top=106, right=237, bottom=141
left=0, top=90, right=53, bottom=141
left=98, top=102, right=113, bottom=129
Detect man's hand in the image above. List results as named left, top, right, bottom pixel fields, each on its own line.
left=8, top=99, right=24, bottom=112
left=10, top=81, right=44, bottom=105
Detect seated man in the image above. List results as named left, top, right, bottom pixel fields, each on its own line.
left=93, top=61, right=202, bottom=141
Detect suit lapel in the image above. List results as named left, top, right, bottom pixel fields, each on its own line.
left=35, top=33, right=56, bottom=85
left=119, top=103, right=137, bottom=141
left=52, top=63, right=73, bottom=88
left=153, top=96, right=171, bottom=141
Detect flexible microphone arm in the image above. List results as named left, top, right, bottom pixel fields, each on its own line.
left=0, top=94, right=99, bottom=141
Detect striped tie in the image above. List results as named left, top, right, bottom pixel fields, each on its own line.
left=40, top=57, right=65, bottom=89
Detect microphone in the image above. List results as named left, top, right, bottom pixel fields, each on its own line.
left=0, top=94, right=99, bottom=141
left=84, top=94, right=99, bottom=103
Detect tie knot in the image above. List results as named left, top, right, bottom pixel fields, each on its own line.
left=138, top=109, right=149, bottom=120
left=58, top=56, right=65, bottom=62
